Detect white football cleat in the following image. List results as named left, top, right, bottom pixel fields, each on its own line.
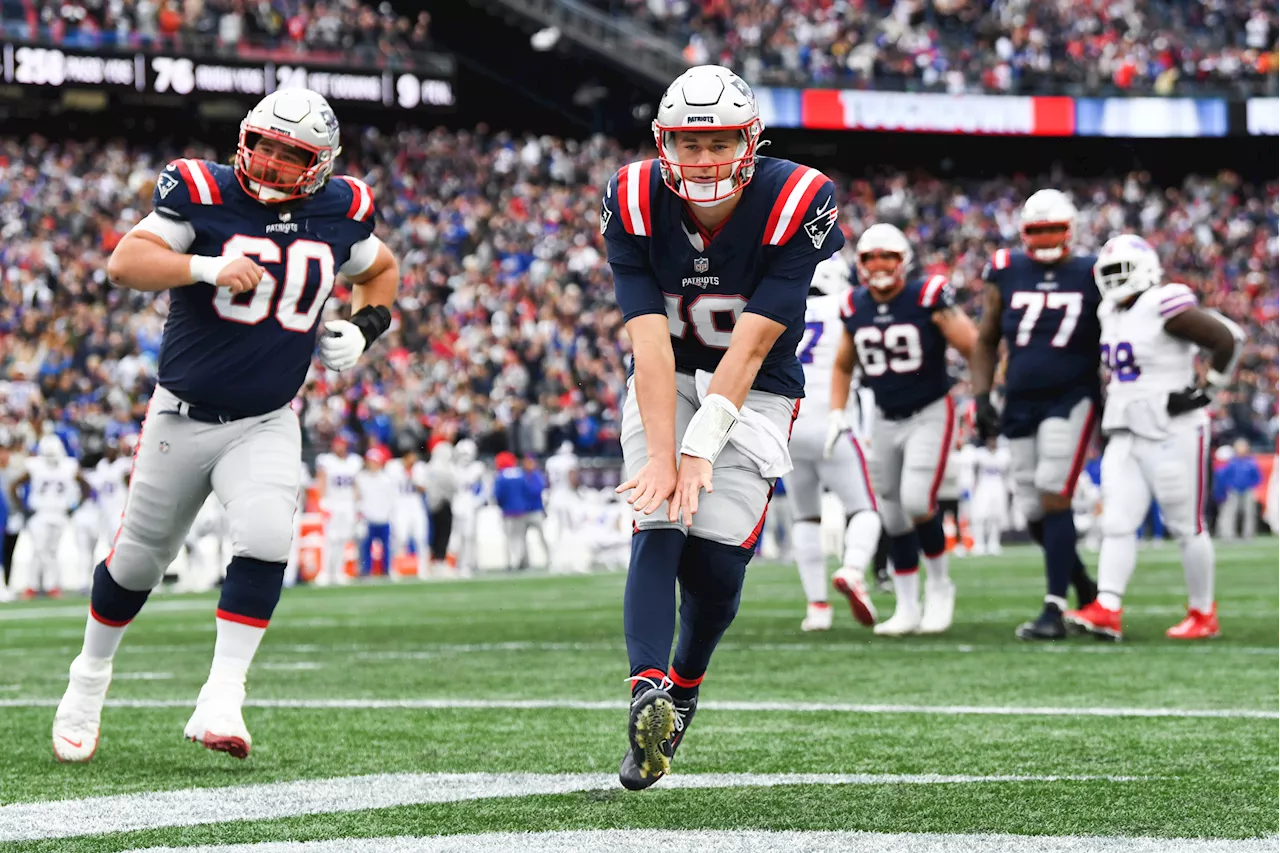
left=800, top=602, right=833, bottom=632
left=918, top=578, right=956, bottom=634
left=873, top=604, right=922, bottom=637
left=184, top=683, right=252, bottom=759
left=52, top=654, right=113, bottom=762
left=832, top=567, right=878, bottom=627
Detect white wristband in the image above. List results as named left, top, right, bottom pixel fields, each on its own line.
left=1205, top=368, right=1230, bottom=389
left=189, top=255, right=234, bottom=286
left=680, top=394, right=739, bottom=464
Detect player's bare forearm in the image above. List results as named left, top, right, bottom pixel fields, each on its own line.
left=346, top=241, right=399, bottom=313
left=626, top=314, right=678, bottom=459
left=1164, top=308, right=1239, bottom=374
left=705, top=313, right=786, bottom=408
left=106, top=231, right=198, bottom=292
left=934, top=307, right=979, bottom=360
left=970, top=285, right=1004, bottom=396
left=830, top=330, right=858, bottom=411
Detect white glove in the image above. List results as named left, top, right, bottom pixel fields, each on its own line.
left=822, top=409, right=851, bottom=459
left=318, top=320, right=366, bottom=371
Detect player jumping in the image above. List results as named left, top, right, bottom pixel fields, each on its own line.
left=789, top=254, right=880, bottom=632
left=51, top=88, right=398, bottom=762
left=970, top=189, right=1100, bottom=640
left=1065, top=235, right=1242, bottom=641
left=826, top=223, right=978, bottom=636
left=605, top=64, right=842, bottom=790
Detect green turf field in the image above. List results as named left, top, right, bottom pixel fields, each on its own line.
left=0, top=542, right=1276, bottom=852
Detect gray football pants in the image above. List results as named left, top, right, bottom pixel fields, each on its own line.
left=868, top=394, right=955, bottom=536
left=106, top=384, right=301, bottom=591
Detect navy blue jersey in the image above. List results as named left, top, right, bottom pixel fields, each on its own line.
left=839, top=275, right=954, bottom=419
left=604, top=156, right=844, bottom=398
left=982, top=249, right=1101, bottom=400
left=149, top=159, right=376, bottom=417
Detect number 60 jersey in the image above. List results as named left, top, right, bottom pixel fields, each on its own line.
left=135, top=159, right=379, bottom=418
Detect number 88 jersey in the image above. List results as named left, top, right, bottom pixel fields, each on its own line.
left=133, top=159, right=379, bottom=419
left=839, top=275, right=954, bottom=419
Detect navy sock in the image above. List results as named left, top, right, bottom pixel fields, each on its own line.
left=1039, top=510, right=1079, bottom=600
left=90, top=560, right=151, bottom=625
left=670, top=537, right=750, bottom=694
left=888, top=530, right=921, bottom=574
left=216, top=556, right=286, bottom=624
left=915, top=514, right=947, bottom=559
left=624, top=528, right=686, bottom=696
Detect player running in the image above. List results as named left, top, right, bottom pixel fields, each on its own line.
left=605, top=64, right=843, bottom=790
left=826, top=223, right=978, bottom=637
left=51, top=88, right=398, bottom=762
left=970, top=189, right=1101, bottom=640
left=789, top=254, right=880, bottom=632
left=1065, top=235, right=1242, bottom=641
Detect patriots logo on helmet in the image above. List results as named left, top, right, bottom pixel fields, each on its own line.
left=156, top=172, right=179, bottom=199
left=804, top=196, right=839, bottom=250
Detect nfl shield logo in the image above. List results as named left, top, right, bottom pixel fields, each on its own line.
left=693, top=257, right=709, bottom=273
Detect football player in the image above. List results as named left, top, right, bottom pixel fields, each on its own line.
left=10, top=436, right=90, bottom=597
left=826, top=224, right=978, bottom=636
left=1065, top=235, right=1241, bottom=641
left=970, top=189, right=1100, bottom=640
left=969, top=436, right=1012, bottom=556
left=605, top=65, right=843, bottom=790
left=545, top=441, right=583, bottom=573
left=789, top=254, right=880, bottom=632
left=450, top=439, right=486, bottom=577
left=315, top=436, right=362, bottom=586
left=51, top=88, right=398, bottom=762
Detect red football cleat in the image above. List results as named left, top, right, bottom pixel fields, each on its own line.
left=1166, top=604, right=1219, bottom=640
left=1064, top=599, right=1123, bottom=641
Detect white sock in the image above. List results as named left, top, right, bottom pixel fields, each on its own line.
left=1097, top=534, right=1137, bottom=611
left=207, top=616, right=268, bottom=689
left=793, top=521, right=827, bottom=604
left=843, top=511, right=881, bottom=575
left=82, top=613, right=129, bottom=662
left=922, top=551, right=950, bottom=586
left=1180, top=532, right=1215, bottom=613
left=986, top=523, right=1001, bottom=552
left=891, top=568, right=920, bottom=611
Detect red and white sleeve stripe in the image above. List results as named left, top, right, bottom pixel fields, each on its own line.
left=174, top=159, right=222, bottom=205
left=616, top=160, right=655, bottom=237
left=919, top=274, right=949, bottom=307
left=763, top=166, right=827, bottom=246
left=335, top=176, right=375, bottom=222
left=991, top=248, right=1011, bottom=270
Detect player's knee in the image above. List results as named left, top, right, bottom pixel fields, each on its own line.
left=228, top=497, right=295, bottom=564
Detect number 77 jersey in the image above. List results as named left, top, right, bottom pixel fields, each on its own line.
left=983, top=249, right=1102, bottom=434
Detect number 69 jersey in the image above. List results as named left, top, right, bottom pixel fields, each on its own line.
left=838, top=275, right=954, bottom=419
left=135, top=159, right=379, bottom=418
left=1099, top=282, right=1204, bottom=439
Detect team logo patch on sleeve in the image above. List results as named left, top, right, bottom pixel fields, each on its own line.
left=599, top=200, right=612, bottom=235
left=156, top=172, right=180, bottom=199
left=804, top=196, right=839, bottom=250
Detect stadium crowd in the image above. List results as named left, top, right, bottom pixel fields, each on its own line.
left=0, top=128, right=1275, bottom=468
left=0, top=0, right=433, bottom=62
left=594, top=0, right=1279, bottom=95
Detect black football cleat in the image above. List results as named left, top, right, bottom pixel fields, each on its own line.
left=620, top=688, right=699, bottom=791
left=1016, top=606, right=1068, bottom=641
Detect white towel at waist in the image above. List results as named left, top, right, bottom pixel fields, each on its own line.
left=694, top=370, right=793, bottom=479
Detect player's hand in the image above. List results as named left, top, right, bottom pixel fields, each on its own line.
left=1167, top=385, right=1211, bottom=416
left=974, top=393, right=1000, bottom=441
left=615, top=457, right=677, bottom=516
left=668, top=454, right=713, bottom=528
left=823, top=409, right=851, bottom=459
left=214, top=257, right=266, bottom=295
left=319, top=320, right=366, bottom=371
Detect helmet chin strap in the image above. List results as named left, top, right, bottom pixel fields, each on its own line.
left=248, top=178, right=293, bottom=203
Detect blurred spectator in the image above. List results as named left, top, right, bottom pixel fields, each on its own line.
left=1215, top=438, right=1262, bottom=539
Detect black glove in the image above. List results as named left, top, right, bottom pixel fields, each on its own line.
left=349, top=304, right=392, bottom=351
left=974, top=393, right=1000, bottom=441
left=1167, top=386, right=1211, bottom=416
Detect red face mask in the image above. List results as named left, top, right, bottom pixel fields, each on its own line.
left=235, top=125, right=329, bottom=203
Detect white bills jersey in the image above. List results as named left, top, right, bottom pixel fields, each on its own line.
left=390, top=459, right=428, bottom=510
left=1100, top=282, right=1202, bottom=439
left=25, top=457, right=81, bottom=514
left=796, top=291, right=848, bottom=424
left=546, top=451, right=578, bottom=493
left=316, top=452, right=362, bottom=509
left=89, top=457, right=131, bottom=513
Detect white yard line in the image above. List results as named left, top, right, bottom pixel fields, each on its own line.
left=0, top=696, right=1272, bottom=719
left=121, top=829, right=1278, bottom=853
left=0, top=771, right=1154, bottom=843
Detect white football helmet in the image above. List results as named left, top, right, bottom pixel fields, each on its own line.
left=652, top=65, right=764, bottom=207
left=1094, top=234, right=1163, bottom=305
left=454, top=439, right=478, bottom=466
left=556, top=440, right=575, bottom=456
left=236, top=88, right=342, bottom=203
left=854, top=223, right=912, bottom=290
left=431, top=441, right=454, bottom=463
left=1020, top=189, right=1076, bottom=263
left=38, top=435, right=65, bottom=460
left=810, top=253, right=852, bottom=296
